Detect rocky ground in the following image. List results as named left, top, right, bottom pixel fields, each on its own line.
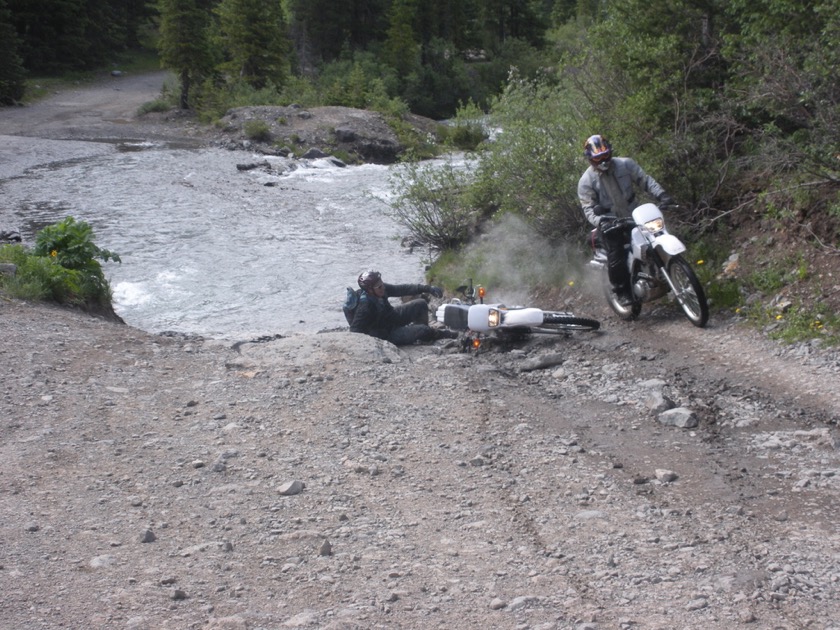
left=1, top=72, right=840, bottom=630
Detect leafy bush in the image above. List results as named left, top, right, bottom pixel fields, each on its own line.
left=1, top=217, right=120, bottom=309
left=34, top=217, right=120, bottom=270
left=243, top=119, right=272, bottom=142
left=389, top=158, right=479, bottom=252
left=473, top=72, right=589, bottom=242
left=440, top=100, right=488, bottom=151
left=137, top=98, right=173, bottom=115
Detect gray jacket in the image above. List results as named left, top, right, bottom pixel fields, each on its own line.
left=578, top=157, right=666, bottom=226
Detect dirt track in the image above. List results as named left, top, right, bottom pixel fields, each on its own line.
left=1, top=76, right=839, bottom=630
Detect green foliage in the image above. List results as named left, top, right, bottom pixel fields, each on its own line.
left=137, top=98, right=173, bottom=115
left=745, top=300, right=840, bottom=346
left=400, top=37, right=473, bottom=119
left=7, top=0, right=153, bottom=74
left=427, top=214, right=577, bottom=299
left=385, top=117, right=440, bottom=161
left=747, top=264, right=789, bottom=294
left=721, top=0, right=839, bottom=183
left=440, top=100, right=488, bottom=151
left=687, top=236, right=743, bottom=311
left=243, top=119, right=272, bottom=142
left=318, top=54, right=400, bottom=110
left=276, top=75, right=321, bottom=108
left=32, top=216, right=119, bottom=305
left=383, top=0, right=420, bottom=77
left=0, top=217, right=119, bottom=308
left=34, top=216, right=121, bottom=269
left=215, top=0, right=290, bottom=91
left=192, top=78, right=281, bottom=122
left=157, top=0, right=215, bottom=109
left=0, top=0, right=25, bottom=104
left=9, top=253, right=84, bottom=303
left=472, top=72, right=587, bottom=241
left=389, top=157, right=480, bottom=251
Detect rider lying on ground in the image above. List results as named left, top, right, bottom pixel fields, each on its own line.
left=349, top=270, right=457, bottom=346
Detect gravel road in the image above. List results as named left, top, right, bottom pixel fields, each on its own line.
left=1, top=75, right=839, bottom=630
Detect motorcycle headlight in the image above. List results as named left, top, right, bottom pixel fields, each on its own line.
left=487, top=308, right=502, bottom=328
left=643, top=218, right=664, bottom=233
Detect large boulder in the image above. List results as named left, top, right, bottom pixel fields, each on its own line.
left=214, top=105, right=439, bottom=165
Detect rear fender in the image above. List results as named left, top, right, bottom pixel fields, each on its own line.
left=437, top=304, right=469, bottom=330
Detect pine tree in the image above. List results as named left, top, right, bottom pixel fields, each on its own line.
left=215, top=0, right=289, bottom=90
left=157, top=0, right=213, bottom=109
left=0, top=0, right=25, bottom=104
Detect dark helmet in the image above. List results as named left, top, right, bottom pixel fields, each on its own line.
left=358, top=269, right=382, bottom=290
left=584, top=134, right=612, bottom=165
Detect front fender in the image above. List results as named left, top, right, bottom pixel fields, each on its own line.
left=467, top=305, right=543, bottom=331
left=501, top=308, right=544, bottom=327
left=654, top=233, right=686, bottom=257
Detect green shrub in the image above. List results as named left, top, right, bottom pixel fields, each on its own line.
left=444, top=123, right=488, bottom=151
left=389, top=158, right=479, bottom=252
left=137, top=98, right=172, bottom=115
left=34, top=216, right=120, bottom=270
left=243, top=119, right=272, bottom=142
left=1, top=217, right=120, bottom=309
left=441, top=100, right=489, bottom=151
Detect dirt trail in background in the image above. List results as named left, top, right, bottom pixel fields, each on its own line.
left=0, top=71, right=181, bottom=140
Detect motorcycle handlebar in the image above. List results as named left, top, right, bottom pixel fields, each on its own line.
left=600, top=216, right=636, bottom=232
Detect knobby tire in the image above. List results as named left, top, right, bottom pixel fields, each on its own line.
left=539, top=312, right=601, bottom=332
left=667, top=255, right=709, bottom=328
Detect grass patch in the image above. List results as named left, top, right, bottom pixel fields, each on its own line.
left=243, top=120, right=272, bottom=142
left=137, top=99, right=172, bottom=115
left=684, top=233, right=744, bottom=311
left=745, top=300, right=840, bottom=345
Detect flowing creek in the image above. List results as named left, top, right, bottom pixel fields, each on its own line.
left=1, top=136, right=430, bottom=339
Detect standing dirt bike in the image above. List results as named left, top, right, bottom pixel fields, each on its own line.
left=589, top=203, right=709, bottom=327
left=436, top=280, right=600, bottom=350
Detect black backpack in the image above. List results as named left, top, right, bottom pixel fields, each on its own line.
left=342, top=287, right=363, bottom=325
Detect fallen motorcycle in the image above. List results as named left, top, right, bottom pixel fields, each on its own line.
left=435, top=279, right=600, bottom=350
left=589, top=202, right=709, bottom=327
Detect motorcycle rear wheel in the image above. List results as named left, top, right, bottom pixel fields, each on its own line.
left=602, top=273, right=641, bottom=321
left=667, top=255, right=709, bottom=327
left=538, top=312, right=601, bottom=332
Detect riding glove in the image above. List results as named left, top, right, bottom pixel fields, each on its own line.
left=658, top=194, right=675, bottom=207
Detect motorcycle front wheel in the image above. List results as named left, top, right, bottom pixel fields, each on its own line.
left=538, top=312, right=601, bottom=332
left=667, top=255, right=709, bottom=327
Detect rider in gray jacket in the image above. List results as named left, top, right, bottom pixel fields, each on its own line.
left=577, top=135, right=673, bottom=305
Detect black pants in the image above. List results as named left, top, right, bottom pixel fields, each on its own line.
left=601, top=226, right=632, bottom=294
left=387, top=299, right=436, bottom=346
left=393, top=298, right=429, bottom=326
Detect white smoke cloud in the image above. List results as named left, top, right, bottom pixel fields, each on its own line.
left=457, top=214, right=596, bottom=307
